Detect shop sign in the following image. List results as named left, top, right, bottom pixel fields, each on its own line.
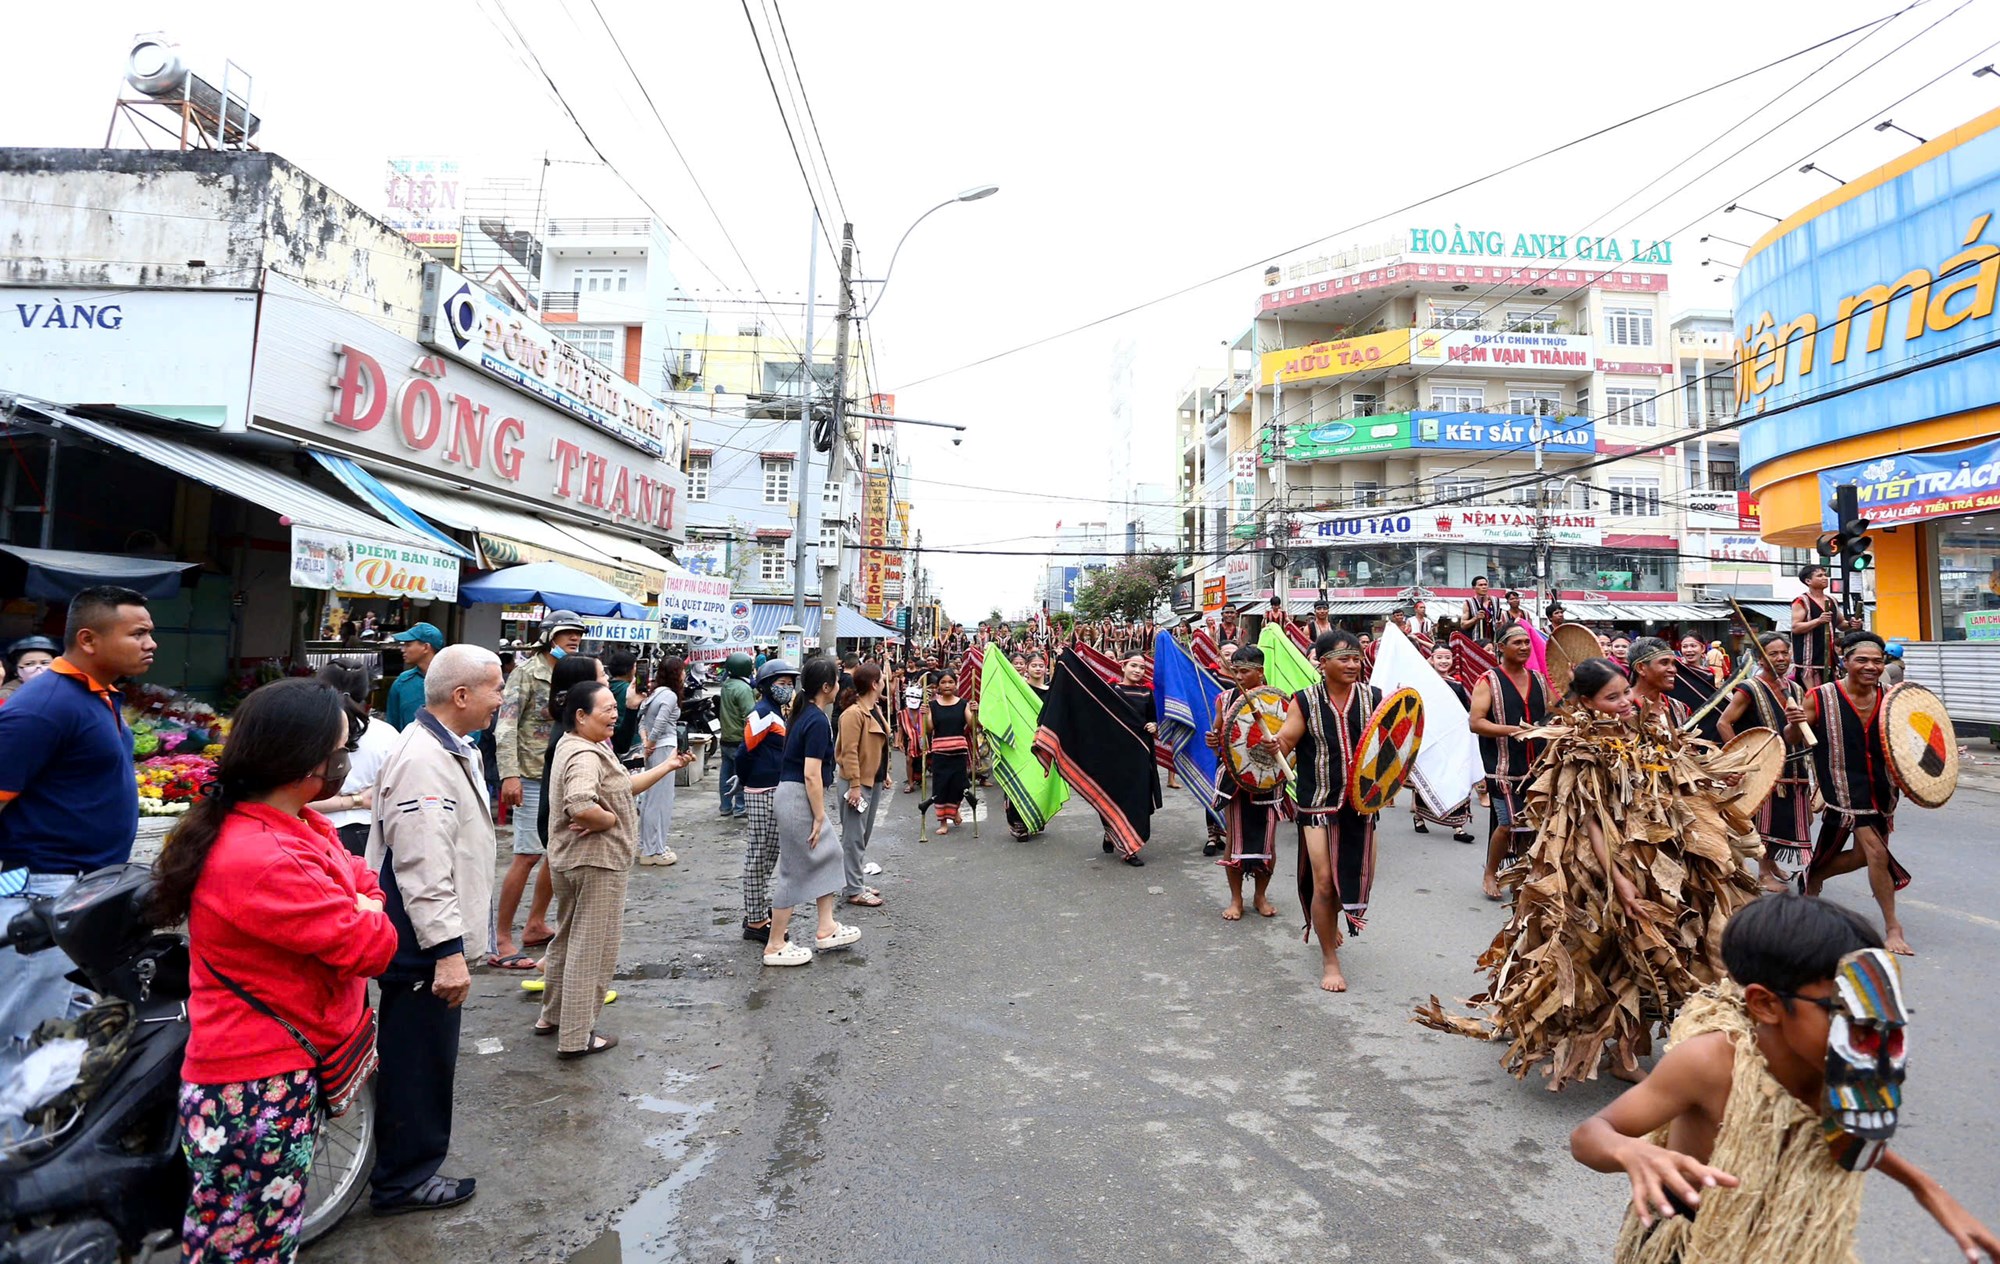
left=1735, top=123, right=2000, bottom=473
left=861, top=473, right=891, bottom=618
left=420, top=264, right=668, bottom=457
left=1816, top=442, right=2000, bottom=529
left=581, top=617, right=660, bottom=644
left=1173, top=577, right=1196, bottom=610
left=383, top=157, right=461, bottom=250
left=678, top=537, right=729, bottom=577
left=1263, top=264, right=1666, bottom=314
left=1223, top=551, right=1257, bottom=598
left=1410, top=413, right=1595, bottom=453
left=1201, top=577, right=1227, bottom=611
left=0, top=289, right=258, bottom=429
left=1701, top=532, right=1777, bottom=570
left=252, top=275, right=686, bottom=541
left=658, top=570, right=732, bottom=643
left=1411, top=328, right=1592, bottom=371
left=289, top=527, right=460, bottom=602
left=1963, top=609, right=2000, bottom=641
left=1232, top=451, right=1258, bottom=521
left=1685, top=490, right=1740, bottom=529
left=1265, top=414, right=1411, bottom=461
left=1295, top=507, right=1603, bottom=547
left=1259, top=330, right=1412, bottom=387
left=1737, top=492, right=1762, bottom=529
left=1406, top=226, right=1675, bottom=266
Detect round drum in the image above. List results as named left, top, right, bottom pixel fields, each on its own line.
left=1348, top=687, right=1425, bottom=815
left=1712, top=726, right=1785, bottom=813
left=1547, top=623, right=1599, bottom=699
left=1882, top=682, right=1958, bottom=808
left=1221, top=685, right=1292, bottom=793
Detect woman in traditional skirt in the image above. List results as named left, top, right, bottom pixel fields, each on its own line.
left=923, top=671, right=977, bottom=835
left=1417, top=657, right=1761, bottom=1089
left=764, top=656, right=858, bottom=966
left=1276, top=630, right=1381, bottom=994
left=1412, top=642, right=1476, bottom=843
left=1205, top=646, right=1290, bottom=920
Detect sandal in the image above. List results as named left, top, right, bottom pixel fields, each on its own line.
left=815, top=922, right=861, bottom=950
left=522, top=931, right=554, bottom=949
left=486, top=953, right=538, bottom=972
left=763, top=941, right=813, bottom=967
left=846, top=891, right=884, bottom=907
left=533, top=1022, right=558, bottom=1037
left=557, top=1032, right=619, bottom=1060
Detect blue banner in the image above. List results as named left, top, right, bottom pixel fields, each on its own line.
left=1409, top=411, right=1594, bottom=452
left=1817, top=440, right=2000, bottom=530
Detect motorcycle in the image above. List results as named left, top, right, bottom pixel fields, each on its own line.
left=2, top=865, right=372, bottom=1263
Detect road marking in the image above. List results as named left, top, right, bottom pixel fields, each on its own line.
left=1902, top=897, right=2000, bottom=932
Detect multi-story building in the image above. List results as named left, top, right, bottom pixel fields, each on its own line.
left=540, top=217, right=705, bottom=398
left=1194, top=228, right=1711, bottom=628
left=1037, top=521, right=1110, bottom=614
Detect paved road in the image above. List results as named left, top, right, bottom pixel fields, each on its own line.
left=310, top=774, right=2000, bottom=1263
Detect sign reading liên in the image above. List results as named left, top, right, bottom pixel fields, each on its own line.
left=289, top=528, right=460, bottom=602
left=420, top=264, right=667, bottom=456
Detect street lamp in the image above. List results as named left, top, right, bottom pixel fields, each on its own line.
left=1875, top=118, right=1928, bottom=144
left=862, top=184, right=1001, bottom=317
left=1799, top=162, right=1846, bottom=186
left=1700, top=233, right=1751, bottom=249
left=1725, top=203, right=1781, bottom=222
left=1701, top=258, right=1739, bottom=269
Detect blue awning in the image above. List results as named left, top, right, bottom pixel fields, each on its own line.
left=749, top=603, right=905, bottom=642
left=310, top=454, right=478, bottom=561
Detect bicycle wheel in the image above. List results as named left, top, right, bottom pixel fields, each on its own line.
left=300, top=1084, right=375, bottom=1245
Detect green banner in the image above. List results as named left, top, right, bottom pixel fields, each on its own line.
left=1261, top=412, right=1412, bottom=461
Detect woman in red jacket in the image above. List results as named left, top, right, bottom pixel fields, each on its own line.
left=150, top=678, right=399, bottom=1264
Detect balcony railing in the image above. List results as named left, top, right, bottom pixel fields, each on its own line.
left=546, top=217, right=654, bottom=236
left=542, top=290, right=579, bottom=314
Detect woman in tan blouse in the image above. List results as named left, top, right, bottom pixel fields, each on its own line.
left=537, top=680, right=691, bottom=1057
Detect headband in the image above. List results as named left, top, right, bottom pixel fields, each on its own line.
left=1630, top=642, right=1675, bottom=667
left=1497, top=624, right=1532, bottom=646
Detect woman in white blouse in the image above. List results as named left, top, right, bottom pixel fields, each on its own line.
left=307, top=657, right=399, bottom=855
left=637, top=656, right=686, bottom=867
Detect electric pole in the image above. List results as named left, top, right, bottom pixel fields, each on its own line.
left=817, top=221, right=856, bottom=653
left=789, top=210, right=819, bottom=628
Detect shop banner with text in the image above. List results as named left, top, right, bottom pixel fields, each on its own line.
left=290, top=528, right=460, bottom=601
left=658, top=571, right=734, bottom=645
left=1817, top=442, right=2000, bottom=531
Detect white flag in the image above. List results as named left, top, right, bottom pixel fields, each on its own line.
left=1370, top=624, right=1483, bottom=816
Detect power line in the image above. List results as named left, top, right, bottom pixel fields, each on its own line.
left=739, top=0, right=839, bottom=255
left=767, top=0, right=848, bottom=225
left=885, top=4, right=1912, bottom=392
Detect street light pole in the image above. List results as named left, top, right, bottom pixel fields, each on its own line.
left=817, top=221, right=855, bottom=653
left=790, top=209, right=819, bottom=628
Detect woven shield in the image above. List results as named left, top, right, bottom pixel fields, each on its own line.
left=1221, top=685, right=1292, bottom=793
left=1546, top=623, right=1599, bottom=698
left=1348, top=687, right=1425, bottom=815
left=1882, top=682, right=1958, bottom=808
left=1713, top=726, right=1785, bottom=813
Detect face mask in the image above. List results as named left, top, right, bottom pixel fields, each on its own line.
left=1822, top=947, right=1909, bottom=1171
left=320, top=748, right=352, bottom=794
left=770, top=684, right=796, bottom=707
left=549, top=645, right=568, bottom=659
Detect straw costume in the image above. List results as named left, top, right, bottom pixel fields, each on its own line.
left=1416, top=700, right=1764, bottom=1089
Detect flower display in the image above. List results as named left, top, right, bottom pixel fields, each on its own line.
left=137, top=753, right=217, bottom=816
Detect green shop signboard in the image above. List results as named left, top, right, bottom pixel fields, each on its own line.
left=1262, top=412, right=1413, bottom=461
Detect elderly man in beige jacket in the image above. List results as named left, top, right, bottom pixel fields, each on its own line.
left=365, top=644, right=503, bottom=1215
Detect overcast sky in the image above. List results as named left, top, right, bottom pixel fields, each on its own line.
left=10, top=0, right=2000, bottom=615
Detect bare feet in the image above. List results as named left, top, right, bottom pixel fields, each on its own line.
left=523, top=921, right=556, bottom=946
left=1884, top=927, right=1916, bottom=956
left=1320, top=962, right=1348, bottom=993
left=935, top=823, right=951, bottom=836
left=1255, top=898, right=1277, bottom=917
left=1481, top=873, right=1502, bottom=901
left=1222, top=899, right=1243, bottom=921
left=1611, top=1057, right=1649, bottom=1085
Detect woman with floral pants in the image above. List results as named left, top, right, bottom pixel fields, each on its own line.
left=177, top=1071, right=319, bottom=1260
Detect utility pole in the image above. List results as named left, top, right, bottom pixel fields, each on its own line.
left=1270, top=369, right=1288, bottom=604
left=817, top=221, right=856, bottom=654
left=789, top=210, right=819, bottom=628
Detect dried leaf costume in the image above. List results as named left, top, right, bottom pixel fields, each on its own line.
left=1416, top=702, right=1763, bottom=1089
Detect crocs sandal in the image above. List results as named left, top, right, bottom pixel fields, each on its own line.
left=763, top=941, right=813, bottom=967
left=815, top=922, right=861, bottom=950
left=519, top=979, right=615, bottom=1003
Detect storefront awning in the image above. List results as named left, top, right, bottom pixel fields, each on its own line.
left=309, top=454, right=477, bottom=561
left=42, top=409, right=441, bottom=551
left=0, top=544, right=199, bottom=602
left=541, top=519, right=675, bottom=583
left=1283, top=597, right=1401, bottom=616
left=376, top=477, right=652, bottom=600
left=748, top=603, right=904, bottom=642
left=1557, top=602, right=1732, bottom=624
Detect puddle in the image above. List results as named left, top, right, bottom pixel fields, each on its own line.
left=571, top=1086, right=717, bottom=1261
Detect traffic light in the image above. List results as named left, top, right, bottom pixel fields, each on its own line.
left=1831, top=483, right=1873, bottom=574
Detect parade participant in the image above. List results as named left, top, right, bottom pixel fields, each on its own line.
left=1629, top=637, right=1693, bottom=728
left=1412, top=644, right=1477, bottom=844
left=1597, top=631, right=1613, bottom=655
left=1217, top=604, right=1242, bottom=646
left=1419, top=657, right=1761, bottom=1088
left=1719, top=632, right=1815, bottom=891
left=898, top=661, right=929, bottom=793
left=1571, top=894, right=1999, bottom=1264
left=1408, top=599, right=1436, bottom=642
left=1463, top=576, right=1501, bottom=642
left=1504, top=590, right=1528, bottom=627
left=1204, top=646, right=1286, bottom=921
left=1791, top=564, right=1841, bottom=690
left=1274, top=630, right=1381, bottom=994
left=987, top=651, right=1066, bottom=840
left=1026, top=654, right=1050, bottom=695
left=1801, top=631, right=1914, bottom=955
left=1610, top=634, right=1633, bottom=670
left=1387, top=609, right=1411, bottom=641
left=1678, top=635, right=1708, bottom=676
left=1265, top=595, right=1288, bottom=629
left=1468, top=622, right=1550, bottom=900
left=1107, top=652, right=1161, bottom=853
left=1217, top=642, right=1238, bottom=671
left=923, top=670, right=977, bottom=835
left=1547, top=603, right=1568, bottom=631
left=1205, top=640, right=1239, bottom=857
left=1307, top=599, right=1337, bottom=641
left=737, top=660, right=797, bottom=944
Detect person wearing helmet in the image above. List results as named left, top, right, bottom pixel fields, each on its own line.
left=717, top=651, right=757, bottom=819
left=738, top=658, right=799, bottom=943
left=493, top=610, right=587, bottom=962
left=0, top=636, right=58, bottom=701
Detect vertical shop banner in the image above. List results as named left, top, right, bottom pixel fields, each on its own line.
left=657, top=571, right=733, bottom=644
left=862, top=473, right=891, bottom=619
left=289, top=528, right=460, bottom=602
